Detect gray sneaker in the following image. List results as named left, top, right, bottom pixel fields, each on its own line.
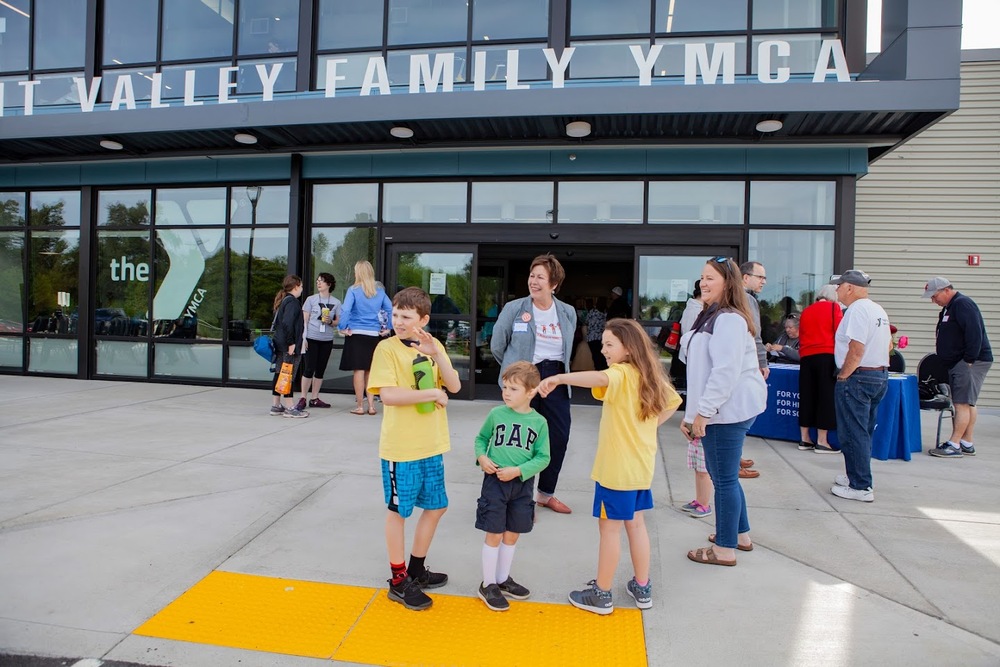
left=498, top=576, right=530, bottom=600
left=960, top=443, right=976, bottom=456
left=626, top=577, right=652, bottom=609
left=831, top=484, right=874, bottom=502
left=568, top=580, right=614, bottom=615
left=269, top=405, right=285, bottom=416
left=478, top=582, right=509, bottom=611
left=929, top=443, right=963, bottom=458
left=834, top=474, right=850, bottom=488
left=283, top=407, right=309, bottom=418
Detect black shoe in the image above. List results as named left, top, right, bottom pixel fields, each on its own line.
left=387, top=577, right=432, bottom=611
left=478, top=582, right=509, bottom=611
left=498, top=576, right=531, bottom=600
left=412, top=566, right=448, bottom=589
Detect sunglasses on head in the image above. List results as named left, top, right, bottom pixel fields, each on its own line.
left=711, top=256, right=730, bottom=263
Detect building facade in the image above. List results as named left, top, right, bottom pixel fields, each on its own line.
left=0, top=0, right=961, bottom=399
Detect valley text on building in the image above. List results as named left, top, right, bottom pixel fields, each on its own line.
left=0, top=0, right=961, bottom=399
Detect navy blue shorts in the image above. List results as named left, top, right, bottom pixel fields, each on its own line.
left=381, top=455, right=448, bottom=519
left=475, top=473, right=535, bottom=534
left=592, top=482, right=653, bottom=520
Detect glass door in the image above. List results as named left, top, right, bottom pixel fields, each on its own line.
left=388, top=244, right=477, bottom=400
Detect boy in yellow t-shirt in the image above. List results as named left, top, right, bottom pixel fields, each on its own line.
left=367, top=287, right=462, bottom=611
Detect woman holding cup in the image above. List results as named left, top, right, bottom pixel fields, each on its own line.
left=297, top=272, right=342, bottom=410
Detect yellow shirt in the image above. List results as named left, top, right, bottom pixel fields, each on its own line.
left=591, top=363, right=682, bottom=491
left=368, top=336, right=451, bottom=462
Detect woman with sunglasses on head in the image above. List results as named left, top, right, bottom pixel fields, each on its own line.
left=679, top=257, right=767, bottom=566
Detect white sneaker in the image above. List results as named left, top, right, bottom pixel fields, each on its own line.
left=834, top=474, right=850, bottom=488
left=831, top=484, right=874, bottom=502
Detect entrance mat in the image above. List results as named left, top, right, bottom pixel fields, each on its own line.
left=135, top=570, right=647, bottom=666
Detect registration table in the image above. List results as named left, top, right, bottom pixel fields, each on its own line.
left=747, top=364, right=922, bottom=461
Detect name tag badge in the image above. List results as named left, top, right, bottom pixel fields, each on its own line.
left=942, top=315, right=949, bottom=322
left=513, top=322, right=529, bottom=333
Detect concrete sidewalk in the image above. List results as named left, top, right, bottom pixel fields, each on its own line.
left=1, top=376, right=998, bottom=666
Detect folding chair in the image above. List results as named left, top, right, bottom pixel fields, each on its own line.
left=917, top=353, right=955, bottom=448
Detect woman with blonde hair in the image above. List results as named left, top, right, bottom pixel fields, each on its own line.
left=338, top=260, right=393, bottom=415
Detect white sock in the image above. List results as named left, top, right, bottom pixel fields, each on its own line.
left=946, top=441, right=959, bottom=447
left=960, top=439, right=974, bottom=446
left=482, top=544, right=499, bottom=586
left=496, top=542, right=516, bottom=584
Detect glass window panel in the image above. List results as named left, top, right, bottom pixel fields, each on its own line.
left=229, top=227, right=288, bottom=331
left=570, top=40, right=646, bottom=79
left=154, top=342, right=222, bottom=379
left=30, top=191, right=80, bottom=227
left=472, top=182, right=553, bottom=223
left=98, top=69, right=157, bottom=104
left=96, top=340, right=149, bottom=376
left=1, top=75, right=29, bottom=107
left=310, top=227, right=378, bottom=304
left=648, top=181, right=744, bottom=224
left=558, top=182, right=643, bottom=224
left=317, top=52, right=382, bottom=91
left=750, top=181, right=835, bottom=226
left=752, top=34, right=825, bottom=75
left=473, top=0, right=549, bottom=40
left=152, top=228, right=226, bottom=340
left=0, top=231, right=25, bottom=333
left=753, top=0, right=838, bottom=29
left=236, top=58, right=296, bottom=95
left=28, top=338, right=77, bottom=374
left=228, top=345, right=276, bottom=381
left=95, top=230, right=150, bottom=337
left=654, top=37, right=747, bottom=77
left=387, top=48, right=467, bottom=86
left=0, top=336, right=23, bottom=367
left=571, top=0, right=650, bottom=36
left=160, top=63, right=223, bottom=99
left=32, top=0, right=86, bottom=70
left=655, top=0, right=746, bottom=33
left=318, top=0, right=385, bottom=50
left=387, top=0, right=468, bottom=45
left=28, top=230, right=79, bottom=334
left=155, top=187, right=227, bottom=226
left=1, top=192, right=26, bottom=226
left=313, top=184, right=378, bottom=224
left=33, top=71, right=84, bottom=106
left=103, top=0, right=159, bottom=66
left=161, top=0, right=235, bottom=61
left=383, top=183, right=467, bottom=223
left=475, top=45, right=549, bottom=82
left=0, top=2, right=30, bottom=72
left=98, top=190, right=152, bottom=226
left=637, top=253, right=709, bottom=326
left=238, top=0, right=299, bottom=56
left=749, top=228, right=834, bottom=341
left=230, top=185, right=290, bottom=225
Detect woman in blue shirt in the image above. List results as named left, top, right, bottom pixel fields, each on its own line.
left=339, top=260, right=393, bottom=415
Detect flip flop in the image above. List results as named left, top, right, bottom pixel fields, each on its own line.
left=367, top=407, right=377, bottom=415
left=708, top=534, right=753, bottom=552
left=350, top=407, right=365, bottom=415
left=687, top=546, right=736, bottom=567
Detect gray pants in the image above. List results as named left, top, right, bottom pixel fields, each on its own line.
left=949, top=360, right=991, bottom=405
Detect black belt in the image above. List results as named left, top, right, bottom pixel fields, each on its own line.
left=536, top=359, right=563, bottom=367
left=857, top=366, right=887, bottom=371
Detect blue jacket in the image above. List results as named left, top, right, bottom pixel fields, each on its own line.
left=935, top=292, right=993, bottom=366
left=490, top=295, right=577, bottom=387
left=338, top=285, right=393, bottom=335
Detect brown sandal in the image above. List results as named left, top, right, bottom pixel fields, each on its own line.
left=687, top=546, right=737, bottom=567
left=350, top=407, right=365, bottom=415
left=708, top=534, right=753, bottom=552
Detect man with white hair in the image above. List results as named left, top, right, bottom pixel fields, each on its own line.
left=830, top=270, right=891, bottom=502
left=922, top=277, right=993, bottom=458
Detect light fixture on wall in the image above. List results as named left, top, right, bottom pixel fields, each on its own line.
left=565, top=121, right=591, bottom=138
left=99, top=139, right=123, bottom=150
left=755, top=119, right=783, bottom=133
left=234, top=132, right=258, bottom=145
left=390, top=126, right=415, bottom=139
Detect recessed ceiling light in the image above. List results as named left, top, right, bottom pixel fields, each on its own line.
left=99, top=139, right=123, bottom=150
left=755, top=119, right=783, bottom=133
left=390, top=126, right=414, bottom=139
left=565, top=121, right=591, bottom=138
left=234, top=132, right=258, bottom=145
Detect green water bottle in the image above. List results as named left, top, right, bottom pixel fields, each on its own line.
left=412, top=354, right=436, bottom=414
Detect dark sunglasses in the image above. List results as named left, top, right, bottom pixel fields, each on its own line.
left=711, top=256, right=730, bottom=264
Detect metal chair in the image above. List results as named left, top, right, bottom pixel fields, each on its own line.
left=917, top=353, right=955, bottom=447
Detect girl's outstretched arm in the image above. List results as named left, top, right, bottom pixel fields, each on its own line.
left=537, top=370, right=608, bottom=397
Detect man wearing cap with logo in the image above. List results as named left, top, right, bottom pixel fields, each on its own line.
left=831, top=269, right=891, bottom=502
left=923, top=277, right=993, bottom=458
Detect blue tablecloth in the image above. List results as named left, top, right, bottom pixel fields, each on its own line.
left=747, top=364, right=922, bottom=461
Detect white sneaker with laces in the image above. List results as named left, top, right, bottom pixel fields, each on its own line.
left=831, top=484, right=874, bottom=502
left=834, top=474, right=850, bottom=487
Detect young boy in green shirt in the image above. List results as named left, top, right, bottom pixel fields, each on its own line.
left=474, top=360, right=551, bottom=611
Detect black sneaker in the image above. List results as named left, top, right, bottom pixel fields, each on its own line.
left=387, top=577, right=432, bottom=611
left=478, top=582, right=509, bottom=611
left=412, top=566, right=448, bottom=589
left=498, top=576, right=530, bottom=600
left=960, top=443, right=976, bottom=456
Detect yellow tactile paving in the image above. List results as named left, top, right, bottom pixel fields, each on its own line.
left=134, top=571, right=647, bottom=666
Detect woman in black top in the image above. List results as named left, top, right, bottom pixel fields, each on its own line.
left=270, top=275, right=308, bottom=418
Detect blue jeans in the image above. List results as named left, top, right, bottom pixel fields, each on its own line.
left=701, top=418, right=755, bottom=549
left=834, top=370, right=888, bottom=490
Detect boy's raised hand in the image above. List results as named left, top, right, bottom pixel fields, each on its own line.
left=412, top=327, right=439, bottom=356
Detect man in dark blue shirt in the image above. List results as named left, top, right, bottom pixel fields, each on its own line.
left=923, top=277, right=993, bottom=458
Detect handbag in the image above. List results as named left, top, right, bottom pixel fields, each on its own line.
left=274, top=359, right=294, bottom=395
left=252, top=307, right=282, bottom=362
